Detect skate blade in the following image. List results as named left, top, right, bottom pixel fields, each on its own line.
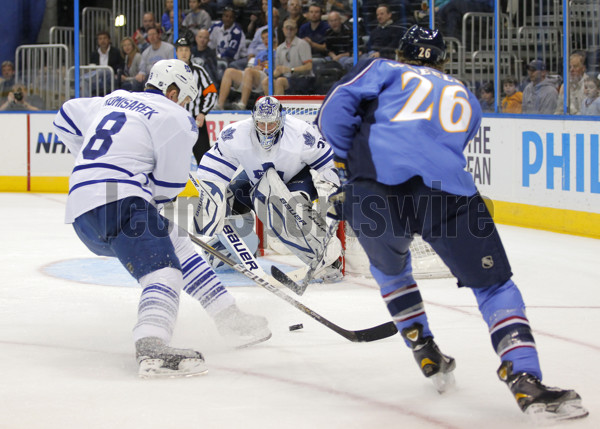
left=430, top=371, right=456, bottom=394
left=235, top=332, right=273, bottom=349
left=525, top=399, right=589, bottom=425
left=138, top=358, right=208, bottom=379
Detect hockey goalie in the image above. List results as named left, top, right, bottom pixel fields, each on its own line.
left=193, top=96, right=343, bottom=283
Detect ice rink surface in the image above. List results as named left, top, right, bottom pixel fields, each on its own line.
left=1, top=193, right=598, bottom=429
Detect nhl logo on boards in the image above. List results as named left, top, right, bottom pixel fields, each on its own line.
left=481, top=255, right=494, bottom=269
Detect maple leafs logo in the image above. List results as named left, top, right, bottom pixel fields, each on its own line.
left=303, top=131, right=315, bottom=147
left=221, top=127, right=235, bottom=141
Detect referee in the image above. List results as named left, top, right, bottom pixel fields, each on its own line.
left=175, top=38, right=218, bottom=164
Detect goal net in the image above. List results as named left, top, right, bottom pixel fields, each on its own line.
left=257, top=95, right=453, bottom=279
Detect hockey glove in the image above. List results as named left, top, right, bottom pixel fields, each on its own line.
left=333, top=155, right=349, bottom=186
left=327, top=187, right=345, bottom=222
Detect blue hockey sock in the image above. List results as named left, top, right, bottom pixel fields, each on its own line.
left=472, top=280, right=542, bottom=379
left=370, top=258, right=433, bottom=346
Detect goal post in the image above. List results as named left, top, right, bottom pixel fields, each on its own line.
left=255, top=95, right=453, bottom=279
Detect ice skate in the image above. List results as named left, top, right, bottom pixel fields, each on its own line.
left=136, top=337, right=208, bottom=378
left=498, top=361, right=588, bottom=423
left=313, top=259, right=343, bottom=283
left=214, top=304, right=272, bottom=348
left=401, top=323, right=456, bottom=393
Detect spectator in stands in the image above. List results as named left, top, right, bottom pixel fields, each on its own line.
left=261, top=18, right=314, bottom=95
left=161, top=0, right=184, bottom=32
left=298, top=3, right=329, bottom=59
left=522, top=59, right=558, bottom=115
left=192, top=29, right=219, bottom=84
left=279, top=0, right=307, bottom=36
left=324, top=11, right=354, bottom=70
left=580, top=74, right=600, bottom=116
left=133, top=12, right=159, bottom=52
left=0, top=60, right=16, bottom=99
left=554, top=52, right=587, bottom=115
left=183, top=0, right=213, bottom=36
left=118, top=37, right=142, bottom=91
left=133, top=27, right=175, bottom=91
left=90, top=31, right=123, bottom=74
left=501, top=76, right=522, bottom=113
left=208, top=7, right=247, bottom=65
left=478, top=81, right=495, bottom=112
left=218, top=29, right=271, bottom=110
left=324, top=0, right=351, bottom=21
left=246, top=7, right=283, bottom=62
left=278, top=0, right=289, bottom=22
left=163, top=9, right=195, bottom=45
left=247, top=0, right=269, bottom=40
left=82, top=31, right=123, bottom=97
left=200, top=0, right=219, bottom=20
left=0, top=84, right=40, bottom=111
left=366, top=4, right=406, bottom=59
left=230, top=7, right=279, bottom=71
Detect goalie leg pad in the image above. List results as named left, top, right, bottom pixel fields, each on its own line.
left=252, top=168, right=334, bottom=266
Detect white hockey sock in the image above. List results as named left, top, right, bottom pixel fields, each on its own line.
left=133, top=267, right=182, bottom=343
left=170, top=224, right=236, bottom=317
left=181, top=252, right=235, bottom=317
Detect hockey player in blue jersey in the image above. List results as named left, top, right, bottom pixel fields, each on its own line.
left=54, top=59, right=270, bottom=378
left=317, top=25, right=588, bottom=422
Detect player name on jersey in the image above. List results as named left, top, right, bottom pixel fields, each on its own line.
left=104, top=95, right=159, bottom=119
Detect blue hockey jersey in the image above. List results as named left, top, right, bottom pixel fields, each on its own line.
left=317, top=58, right=481, bottom=196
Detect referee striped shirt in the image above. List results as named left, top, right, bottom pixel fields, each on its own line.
left=187, top=62, right=217, bottom=116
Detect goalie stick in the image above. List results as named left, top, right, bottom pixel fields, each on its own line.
left=188, top=172, right=306, bottom=294
left=187, top=232, right=398, bottom=343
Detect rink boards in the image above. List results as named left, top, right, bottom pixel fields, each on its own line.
left=0, top=111, right=599, bottom=238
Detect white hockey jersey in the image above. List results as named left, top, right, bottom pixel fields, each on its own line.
left=54, top=89, right=198, bottom=223
left=197, top=116, right=334, bottom=185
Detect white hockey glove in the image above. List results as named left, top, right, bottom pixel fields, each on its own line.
left=312, top=168, right=340, bottom=200
left=193, top=180, right=228, bottom=237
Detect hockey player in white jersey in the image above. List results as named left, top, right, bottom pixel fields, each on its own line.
left=53, top=59, right=270, bottom=378
left=195, top=96, right=343, bottom=282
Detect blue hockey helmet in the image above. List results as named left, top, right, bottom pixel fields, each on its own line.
left=252, top=96, right=285, bottom=150
left=398, top=25, right=446, bottom=65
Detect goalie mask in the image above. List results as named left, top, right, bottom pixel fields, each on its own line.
left=252, top=96, right=285, bottom=150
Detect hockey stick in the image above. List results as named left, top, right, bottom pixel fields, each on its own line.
left=188, top=232, right=398, bottom=342
left=188, top=172, right=305, bottom=294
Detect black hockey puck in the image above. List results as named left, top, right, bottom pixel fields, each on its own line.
left=289, top=324, right=303, bottom=331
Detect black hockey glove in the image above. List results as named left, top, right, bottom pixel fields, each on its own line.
left=327, top=187, right=345, bottom=222
left=328, top=155, right=349, bottom=221
left=333, top=155, right=349, bottom=186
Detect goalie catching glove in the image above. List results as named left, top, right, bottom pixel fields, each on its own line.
left=193, top=179, right=228, bottom=237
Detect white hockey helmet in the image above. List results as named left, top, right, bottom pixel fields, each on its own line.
left=146, top=59, right=198, bottom=106
left=252, top=96, right=285, bottom=150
